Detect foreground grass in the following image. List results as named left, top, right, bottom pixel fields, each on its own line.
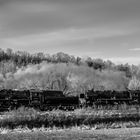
left=1, top=106, right=140, bottom=129
left=0, top=130, right=116, bottom=140
left=1, top=127, right=140, bottom=140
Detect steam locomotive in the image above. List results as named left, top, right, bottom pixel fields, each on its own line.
left=84, top=90, right=140, bottom=106
left=0, top=89, right=79, bottom=111
left=0, top=89, right=140, bottom=111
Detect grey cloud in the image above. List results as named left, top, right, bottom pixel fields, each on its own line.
left=0, top=0, right=140, bottom=38
left=129, top=48, right=140, bottom=51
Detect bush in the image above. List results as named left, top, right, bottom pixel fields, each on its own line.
left=1, top=106, right=140, bottom=129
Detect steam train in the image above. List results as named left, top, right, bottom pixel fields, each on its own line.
left=0, top=89, right=140, bottom=111
left=0, top=89, right=79, bottom=111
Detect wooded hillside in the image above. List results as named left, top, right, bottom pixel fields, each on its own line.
left=0, top=48, right=140, bottom=95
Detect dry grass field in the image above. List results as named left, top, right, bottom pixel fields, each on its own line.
left=1, top=107, right=140, bottom=139
left=1, top=127, right=140, bottom=140
left=1, top=106, right=140, bottom=129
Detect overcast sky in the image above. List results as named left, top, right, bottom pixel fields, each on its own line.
left=0, top=0, right=140, bottom=64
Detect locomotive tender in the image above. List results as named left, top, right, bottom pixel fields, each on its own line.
left=0, top=89, right=140, bottom=111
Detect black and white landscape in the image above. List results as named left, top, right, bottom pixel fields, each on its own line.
left=0, top=0, right=140, bottom=140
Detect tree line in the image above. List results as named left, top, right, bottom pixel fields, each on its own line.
left=0, top=48, right=140, bottom=93
left=0, top=48, right=133, bottom=75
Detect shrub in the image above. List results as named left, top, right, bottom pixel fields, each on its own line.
left=1, top=106, right=140, bottom=129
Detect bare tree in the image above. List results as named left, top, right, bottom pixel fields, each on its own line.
left=128, top=76, right=140, bottom=90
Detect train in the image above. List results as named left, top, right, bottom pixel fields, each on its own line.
left=84, top=89, right=140, bottom=106
left=0, top=89, right=140, bottom=111
left=0, top=89, right=79, bottom=111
